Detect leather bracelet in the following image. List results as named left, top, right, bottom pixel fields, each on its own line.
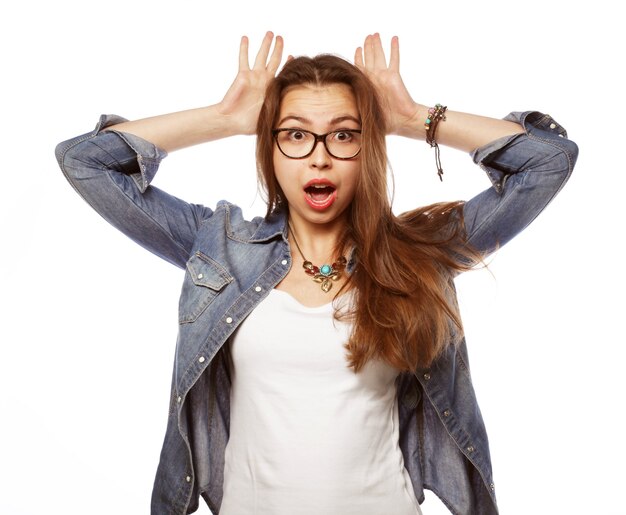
left=424, top=104, right=447, bottom=181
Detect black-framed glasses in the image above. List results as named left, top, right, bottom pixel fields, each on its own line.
left=272, top=128, right=362, bottom=160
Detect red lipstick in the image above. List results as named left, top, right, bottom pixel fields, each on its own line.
left=303, top=179, right=337, bottom=211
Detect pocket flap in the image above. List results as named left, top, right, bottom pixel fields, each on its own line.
left=186, top=252, right=232, bottom=291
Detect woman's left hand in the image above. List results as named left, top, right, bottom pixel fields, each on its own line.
left=355, top=34, right=423, bottom=138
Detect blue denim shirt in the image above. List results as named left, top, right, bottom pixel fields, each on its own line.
left=55, top=111, right=578, bottom=515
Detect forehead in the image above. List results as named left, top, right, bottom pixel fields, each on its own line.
left=278, top=83, right=359, bottom=124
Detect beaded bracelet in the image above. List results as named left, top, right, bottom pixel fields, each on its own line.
left=424, top=104, right=447, bottom=181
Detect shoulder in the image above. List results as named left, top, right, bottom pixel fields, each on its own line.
left=200, top=201, right=287, bottom=244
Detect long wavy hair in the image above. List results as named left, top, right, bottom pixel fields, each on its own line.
left=256, top=54, right=480, bottom=372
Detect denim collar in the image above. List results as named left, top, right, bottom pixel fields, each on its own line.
left=232, top=206, right=358, bottom=272
left=228, top=205, right=288, bottom=244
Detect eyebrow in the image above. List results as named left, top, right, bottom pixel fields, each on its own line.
left=277, top=115, right=361, bottom=126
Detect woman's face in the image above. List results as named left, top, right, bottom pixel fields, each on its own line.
left=273, top=83, right=361, bottom=229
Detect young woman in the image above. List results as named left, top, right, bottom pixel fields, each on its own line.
left=55, top=32, right=578, bottom=515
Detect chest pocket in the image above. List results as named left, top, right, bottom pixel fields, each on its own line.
left=179, top=252, right=232, bottom=324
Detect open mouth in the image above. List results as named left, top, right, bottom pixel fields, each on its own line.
left=304, top=183, right=337, bottom=210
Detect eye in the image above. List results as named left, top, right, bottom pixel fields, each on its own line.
left=286, top=129, right=308, bottom=142
left=331, top=130, right=355, bottom=143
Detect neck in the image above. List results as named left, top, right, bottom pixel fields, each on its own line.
left=288, top=214, right=347, bottom=264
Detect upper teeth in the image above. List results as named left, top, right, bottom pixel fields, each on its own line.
left=312, top=184, right=327, bottom=188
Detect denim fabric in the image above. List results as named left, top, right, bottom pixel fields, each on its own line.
left=55, top=111, right=578, bottom=515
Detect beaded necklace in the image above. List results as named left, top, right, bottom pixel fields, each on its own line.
left=289, top=226, right=347, bottom=293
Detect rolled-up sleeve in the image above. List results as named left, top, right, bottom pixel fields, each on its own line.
left=463, top=111, right=579, bottom=255
left=55, top=115, right=213, bottom=269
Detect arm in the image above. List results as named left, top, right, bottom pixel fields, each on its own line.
left=462, top=111, right=577, bottom=253
left=356, top=34, right=578, bottom=255
left=355, top=33, right=525, bottom=150
left=104, top=32, right=283, bottom=152
left=55, top=33, right=284, bottom=268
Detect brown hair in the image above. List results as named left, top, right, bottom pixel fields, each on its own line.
left=256, top=55, right=480, bottom=372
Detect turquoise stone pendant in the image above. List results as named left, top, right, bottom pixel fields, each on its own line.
left=303, top=256, right=347, bottom=293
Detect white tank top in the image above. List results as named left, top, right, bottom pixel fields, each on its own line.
left=219, top=288, right=422, bottom=515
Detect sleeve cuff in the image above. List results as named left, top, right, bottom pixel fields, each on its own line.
left=469, top=111, right=572, bottom=193
left=95, top=114, right=168, bottom=193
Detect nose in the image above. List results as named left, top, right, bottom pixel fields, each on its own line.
left=308, top=137, right=332, bottom=170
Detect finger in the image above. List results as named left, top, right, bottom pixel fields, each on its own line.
left=354, top=47, right=364, bottom=69
left=389, top=35, right=400, bottom=71
left=253, top=31, right=274, bottom=70
left=239, top=36, right=250, bottom=71
left=372, top=33, right=387, bottom=69
left=363, top=34, right=374, bottom=69
left=286, top=54, right=295, bottom=62
left=267, top=35, right=284, bottom=74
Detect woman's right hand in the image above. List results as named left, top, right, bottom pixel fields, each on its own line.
left=102, top=32, right=284, bottom=152
left=218, top=32, right=284, bottom=135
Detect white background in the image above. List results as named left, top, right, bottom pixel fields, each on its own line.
left=1, top=0, right=625, bottom=514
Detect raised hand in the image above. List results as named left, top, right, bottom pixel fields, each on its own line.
left=219, top=31, right=284, bottom=135
left=354, top=34, right=422, bottom=137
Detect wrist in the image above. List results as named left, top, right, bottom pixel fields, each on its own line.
left=215, top=98, right=260, bottom=137
left=203, top=103, right=255, bottom=140
left=393, top=103, right=429, bottom=140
